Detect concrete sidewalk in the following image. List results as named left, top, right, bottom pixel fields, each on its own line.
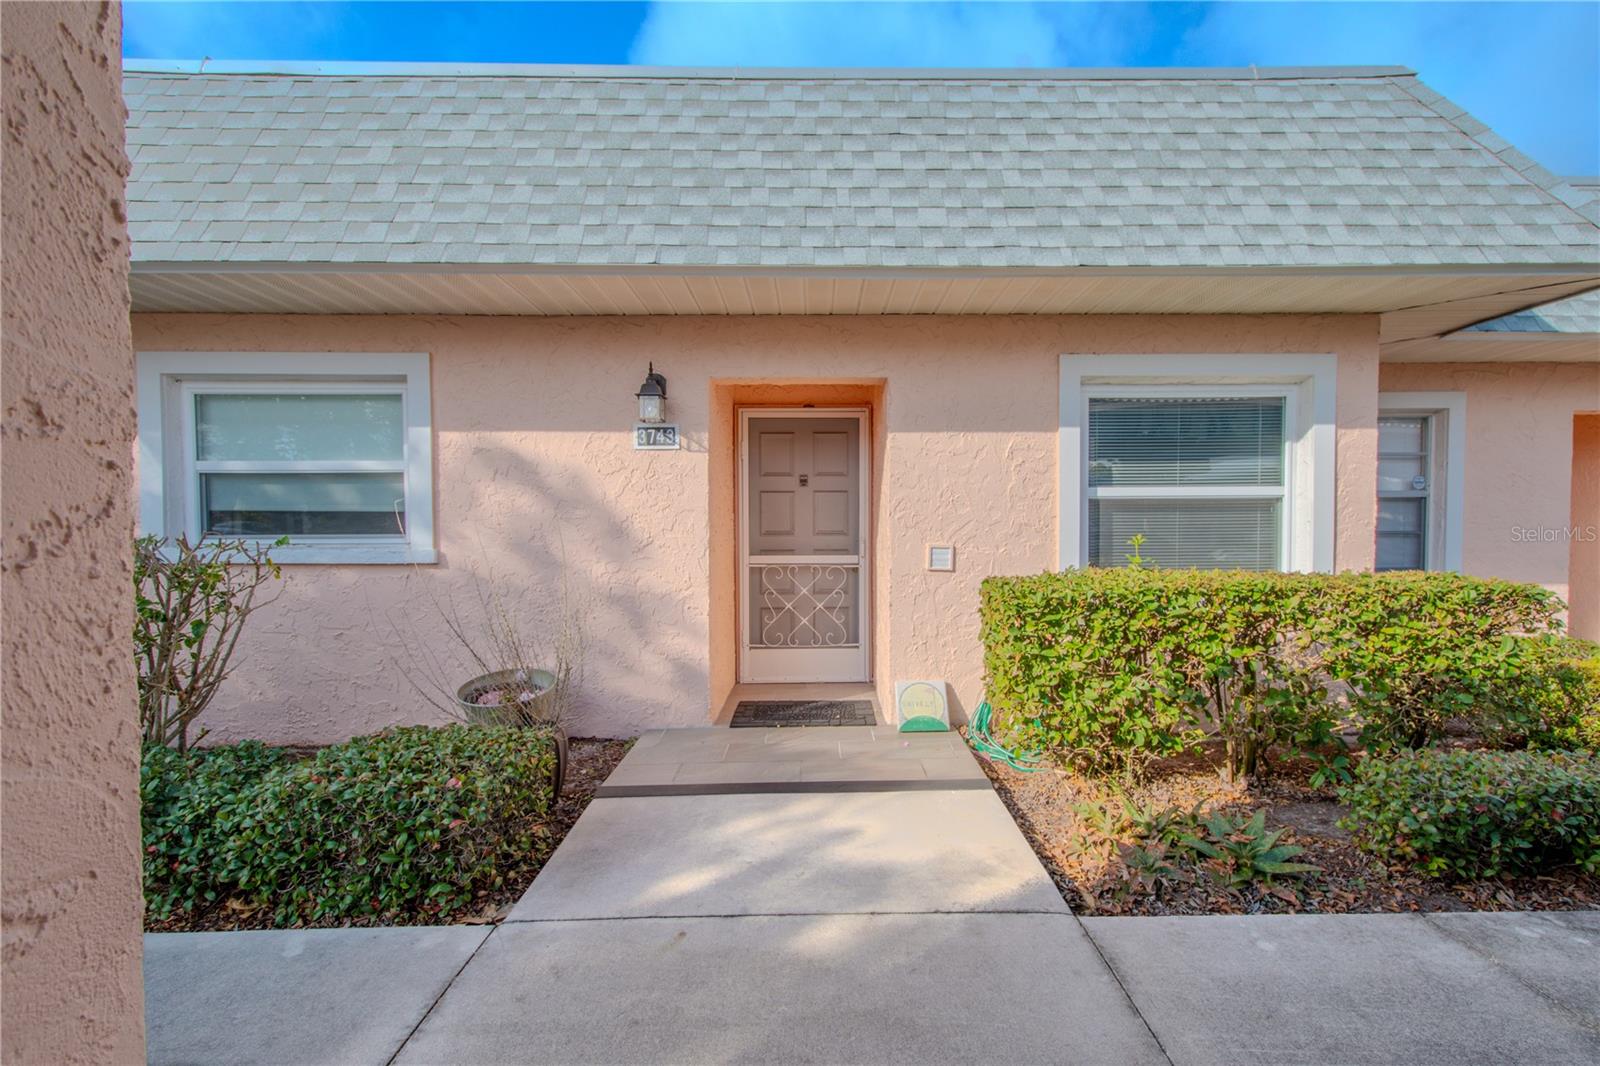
left=144, top=729, right=1600, bottom=1065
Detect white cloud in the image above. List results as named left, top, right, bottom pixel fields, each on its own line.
left=628, top=1, right=1143, bottom=68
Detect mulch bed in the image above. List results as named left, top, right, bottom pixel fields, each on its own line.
left=145, top=737, right=630, bottom=933
left=974, top=741, right=1600, bottom=916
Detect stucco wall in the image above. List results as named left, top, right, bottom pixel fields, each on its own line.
left=131, top=313, right=1378, bottom=743
left=1379, top=362, right=1600, bottom=617
left=1572, top=414, right=1600, bottom=642
left=1, top=3, right=144, bottom=1062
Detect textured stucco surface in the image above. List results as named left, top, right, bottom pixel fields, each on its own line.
left=131, top=313, right=1379, bottom=743
left=1, top=3, right=144, bottom=1062
left=1568, top=414, right=1598, bottom=641
left=1380, top=362, right=1600, bottom=617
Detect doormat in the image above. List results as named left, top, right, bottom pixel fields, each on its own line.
left=730, top=700, right=877, bottom=728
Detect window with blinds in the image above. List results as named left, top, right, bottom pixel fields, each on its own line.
left=1087, top=395, right=1287, bottom=570
left=191, top=391, right=408, bottom=538
left=1375, top=415, right=1431, bottom=571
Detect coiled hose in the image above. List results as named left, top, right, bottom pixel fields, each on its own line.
left=967, top=700, right=1046, bottom=773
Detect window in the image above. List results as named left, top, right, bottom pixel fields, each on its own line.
left=1375, top=415, right=1431, bottom=571
left=1087, top=394, right=1287, bottom=570
left=1060, top=354, right=1337, bottom=573
left=1376, top=392, right=1466, bottom=572
left=136, top=352, right=434, bottom=564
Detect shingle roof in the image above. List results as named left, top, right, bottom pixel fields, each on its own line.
left=123, top=63, right=1600, bottom=270
left=1464, top=289, right=1600, bottom=333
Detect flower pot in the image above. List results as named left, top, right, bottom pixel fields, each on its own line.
left=455, top=667, right=558, bottom=727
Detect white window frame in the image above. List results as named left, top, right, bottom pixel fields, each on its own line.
left=1377, top=391, right=1466, bottom=572
left=136, top=351, right=435, bottom=565
left=1060, top=354, right=1338, bottom=573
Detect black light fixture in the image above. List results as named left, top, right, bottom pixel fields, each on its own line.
left=635, top=362, right=667, bottom=423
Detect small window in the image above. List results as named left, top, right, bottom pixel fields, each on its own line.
left=1086, top=395, right=1288, bottom=570
left=137, top=352, right=434, bottom=564
left=1374, top=392, right=1465, bottom=573
left=1375, top=415, right=1431, bottom=571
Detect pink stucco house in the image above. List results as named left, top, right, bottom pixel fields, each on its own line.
left=124, top=62, right=1600, bottom=743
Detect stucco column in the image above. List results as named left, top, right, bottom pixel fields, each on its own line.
left=2, top=3, right=144, bottom=1062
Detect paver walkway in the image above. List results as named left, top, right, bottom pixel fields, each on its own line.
left=145, top=727, right=1600, bottom=1065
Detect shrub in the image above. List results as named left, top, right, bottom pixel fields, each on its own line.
left=982, top=569, right=1330, bottom=780
left=142, top=725, right=559, bottom=925
left=141, top=740, right=292, bottom=916
left=1340, top=749, right=1600, bottom=878
left=135, top=535, right=286, bottom=750
left=1520, top=638, right=1600, bottom=752
left=1313, top=573, right=1563, bottom=752
left=982, top=569, right=1188, bottom=775
left=981, top=569, right=1564, bottom=778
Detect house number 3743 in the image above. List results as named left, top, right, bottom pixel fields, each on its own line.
left=633, top=424, right=680, bottom=450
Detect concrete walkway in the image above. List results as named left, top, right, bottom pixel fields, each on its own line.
left=594, top=725, right=989, bottom=795
left=145, top=727, right=1600, bottom=1065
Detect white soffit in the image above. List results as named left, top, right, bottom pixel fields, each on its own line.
left=129, top=265, right=1600, bottom=343
left=1382, top=332, right=1600, bottom=363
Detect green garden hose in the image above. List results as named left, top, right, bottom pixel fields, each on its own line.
left=967, top=700, right=1047, bottom=773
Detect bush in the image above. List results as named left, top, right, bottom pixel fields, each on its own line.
left=1520, top=638, right=1600, bottom=752
left=982, top=568, right=1193, bottom=775
left=980, top=569, right=1330, bottom=779
left=980, top=569, right=1563, bottom=778
left=1340, top=749, right=1600, bottom=878
left=135, top=535, right=286, bottom=751
left=1314, top=573, right=1563, bottom=752
left=141, top=741, right=291, bottom=916
left=142, top=726, right=559, bottom=925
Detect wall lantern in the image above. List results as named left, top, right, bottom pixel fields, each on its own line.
left=635, top=362, right=667, bottom=424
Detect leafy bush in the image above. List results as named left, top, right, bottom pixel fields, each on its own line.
left=141, top=740, right=292, bottom=916
left=1340, top=749, right=1600, bottom=878
left=980, top=569, right=1330, bottom=779
left=142, top=726, right=559, bottom=925
left=1519, top=638, right=1600, bottom=752
left=981, top=569, right=1564, bottom=778
left=1313, top=573, right=1563, bottom=752
left=135, top=535, right=286, bottom=750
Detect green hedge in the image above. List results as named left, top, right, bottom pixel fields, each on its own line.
left=1522, top=638, right=1600, bottom=752
left=1340, top=749, right=1600, bottom=878
left=143, top=726, right=559, bottom=926
left=980, top=569, right=1566, bottom=777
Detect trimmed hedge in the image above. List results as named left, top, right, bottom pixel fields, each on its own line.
left=1340, top=749, right=1600, bottom=878
left=143, top=725, right=559, bottom=926
left=1315, top=573, right=1568, bottom=750
left=980, top=569, right=1565, bottom=777
left=1522, top=638, right=1600, bottom=752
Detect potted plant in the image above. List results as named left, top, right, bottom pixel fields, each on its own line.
left=455, top=667, right=568, bottom=793
left=388, top=557, right=586, bottom=799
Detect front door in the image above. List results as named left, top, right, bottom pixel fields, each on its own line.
left=739, top=409, right=869, bottom=683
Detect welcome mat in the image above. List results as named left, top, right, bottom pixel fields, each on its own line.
left=730, top=700, right=877, bottom=728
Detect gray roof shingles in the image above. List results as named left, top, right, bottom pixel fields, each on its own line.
left=1465, top=289, right=1600, bottom=333
left=123, top=65, right=1600, bottom=270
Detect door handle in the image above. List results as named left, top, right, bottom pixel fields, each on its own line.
left=799, top=475, right=809, bottom=486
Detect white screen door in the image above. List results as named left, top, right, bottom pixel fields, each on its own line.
left=739, top=409, right=870, bottom=683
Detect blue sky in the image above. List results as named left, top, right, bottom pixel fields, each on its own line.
left=125, top=1, right=1600, bottom=174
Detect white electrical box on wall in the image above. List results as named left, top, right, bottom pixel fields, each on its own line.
left=927, top=545, right=955, bottom=571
